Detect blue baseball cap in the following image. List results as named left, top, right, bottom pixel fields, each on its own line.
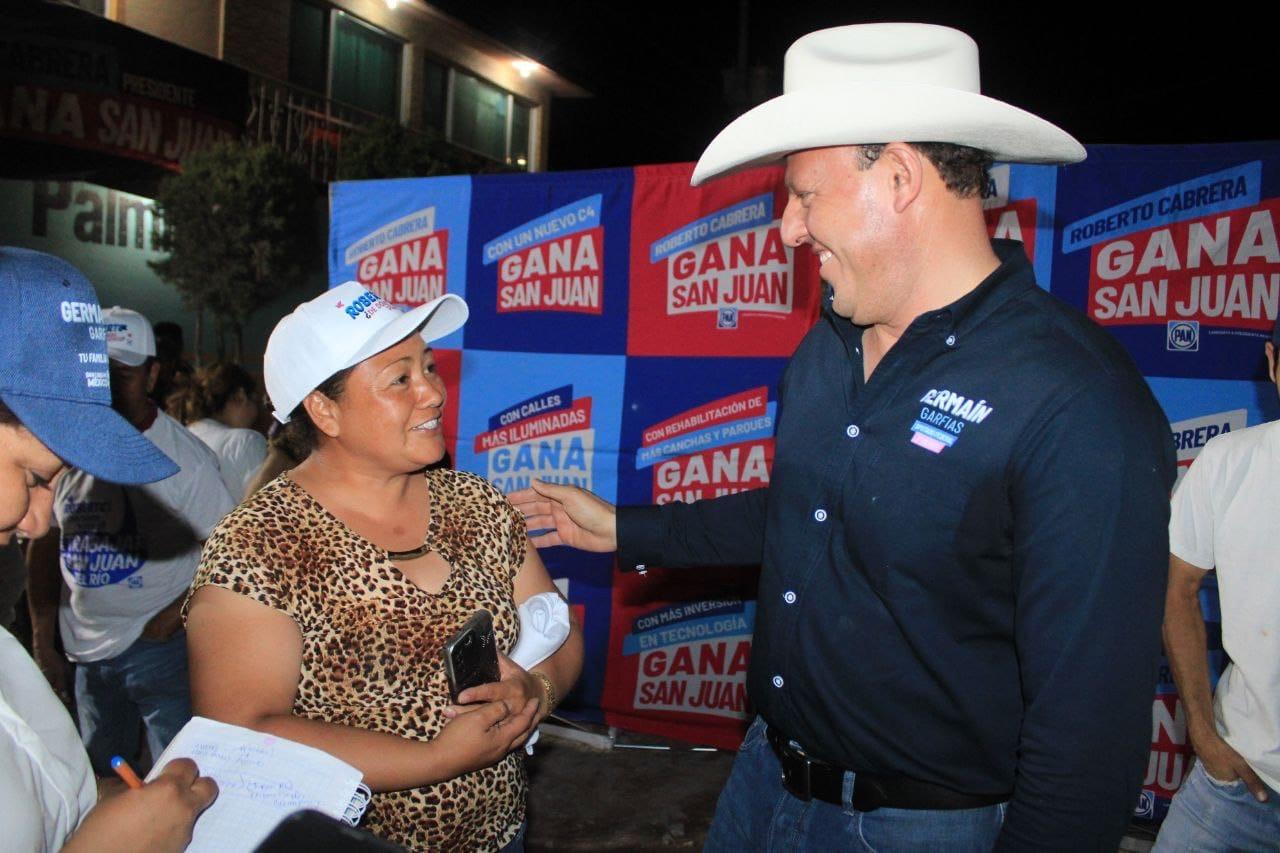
left=0, top=248, right=178, bottom=484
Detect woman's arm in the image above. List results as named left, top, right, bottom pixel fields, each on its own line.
left=186, top=586, right=537, bottom=792
left=455, top=541, right=584, bottom=723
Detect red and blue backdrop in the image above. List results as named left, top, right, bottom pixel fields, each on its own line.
left=329, top=142, right=1280, bottom=825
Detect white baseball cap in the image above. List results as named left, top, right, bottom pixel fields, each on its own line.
left=264, top=282, right=468, bottom=423
left=102, top=306, right=156, bottom=367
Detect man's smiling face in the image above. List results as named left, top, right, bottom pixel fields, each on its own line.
left=781, top=146, right=902, bottom=326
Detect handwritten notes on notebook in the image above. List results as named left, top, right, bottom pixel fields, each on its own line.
left=145, top=716, right=369, bottom=853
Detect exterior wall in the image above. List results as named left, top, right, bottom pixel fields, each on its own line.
left=112, top=0, right=223, bottom=59
left=221, top=0, right=291, bottom=82
left=0, top=177, right=317, bottom=370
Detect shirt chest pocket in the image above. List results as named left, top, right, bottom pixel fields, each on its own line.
left=843, top=434, right=993, bottom=591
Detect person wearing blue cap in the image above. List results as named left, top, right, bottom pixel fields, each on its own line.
left=26, top=304, right=235, bottom=778
left=1155, top=316, right=1280, bottom=848
left=0, top=246, right=217, bottom=850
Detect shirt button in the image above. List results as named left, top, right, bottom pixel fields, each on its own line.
left=772, top=675, right=785, bottom=688
left=845, top=424, right=860, bottom=438
left=945, top=334, right=957, bottom=347
left=783, top=591, right=797, bottom=604
left=813, top=508, right=828, bottom=522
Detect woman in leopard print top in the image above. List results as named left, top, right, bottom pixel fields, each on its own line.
left=184, top=288, right=582, bottom=851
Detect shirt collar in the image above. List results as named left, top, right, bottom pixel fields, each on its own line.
left=934, top=239, right=1036, bottom=336
left=820, top=239, right=1037, bottom=351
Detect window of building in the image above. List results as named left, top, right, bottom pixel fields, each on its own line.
left=288, top=1, right=328, bottom=95
left=450, top=71, right=508, bottom=162
left=289, top=1, right=401, bottom=119
left=330, top=12, right=400, bottom=118
left=446, top=69, right=535, bottom=170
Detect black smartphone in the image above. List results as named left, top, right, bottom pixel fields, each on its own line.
left=441, top=609, right=500, bottom=702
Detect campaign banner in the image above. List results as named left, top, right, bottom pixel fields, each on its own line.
left=433, top=348, right=462, bottom=464
left=323, top=145, right=1280, bottom=804
left=536, top=551, right=615, bottom=715
left=982, top=162, right=1059, bottom=289
left=1053, top=144, right=1280, bottom=379
left=453, top=350, right=625, bottom=711
left=465, top=170, right=633, bottom=353
left=627, top=163, right=821, bottom=356
left=454, top=350, right=625, bottom=502
left=602, top=357, right=785, bottom=746
left=328, top=176, right=471, bottom=350
left=0, top=1, right=246, bottom=170
left=1147, top=375, right=1278, bottom=486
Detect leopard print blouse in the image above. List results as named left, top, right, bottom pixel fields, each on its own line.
left=188, top=468, right=527, bottom=852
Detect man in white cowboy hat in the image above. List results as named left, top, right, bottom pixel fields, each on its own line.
left=513, top=22, right=1175, bottom=849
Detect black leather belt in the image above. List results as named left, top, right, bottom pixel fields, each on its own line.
left=766, top=726, right=1008, bottom=811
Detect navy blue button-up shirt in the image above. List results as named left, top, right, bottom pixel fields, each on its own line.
left=619, top=241, right=1176, bottom=849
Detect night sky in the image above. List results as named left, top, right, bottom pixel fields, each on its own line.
left=427, top=1, right=1274, bottom=171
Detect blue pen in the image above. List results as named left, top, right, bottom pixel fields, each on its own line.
left=110, top=755, right=144, bottom=789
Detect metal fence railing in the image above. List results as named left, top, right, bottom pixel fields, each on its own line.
left=244, top=75, right=381, bottom=183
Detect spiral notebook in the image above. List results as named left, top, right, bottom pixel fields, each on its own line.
left=145, top=716, right=371, bottom=853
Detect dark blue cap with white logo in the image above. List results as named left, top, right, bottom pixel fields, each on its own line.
left=0, top=247, right=177, bottom=483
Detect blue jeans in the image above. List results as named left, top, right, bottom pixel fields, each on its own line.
left=1153, top=759, right=1280, bottom=852
left=75, top=630, right=193, bottom=775
left=704, top=717, right=1006, bottom=852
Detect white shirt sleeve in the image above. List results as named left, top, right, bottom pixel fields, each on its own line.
left=1168, top=439, right=1219, bottom=571
left=220, top=429, right=268, bottom=500
left=159, top=419, right=237, bottom=541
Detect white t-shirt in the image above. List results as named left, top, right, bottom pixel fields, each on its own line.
left=0, top=626, right=97, bottom=852
left=1169, top=418, right=1280, bottom=792
left=187, top=418, right=267, bottom=500
left=54, top=410, right=236, bottom=662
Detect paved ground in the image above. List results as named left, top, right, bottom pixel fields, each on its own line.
left=526, top=722, right=734, bottom=852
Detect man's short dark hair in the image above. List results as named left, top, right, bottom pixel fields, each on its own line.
left=856, top=142, right=993, bottom=199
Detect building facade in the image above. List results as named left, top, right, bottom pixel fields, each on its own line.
left=38, top=0, right=585, bottom=180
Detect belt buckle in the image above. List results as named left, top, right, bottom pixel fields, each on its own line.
left=779, top=741, right=812, bottom=802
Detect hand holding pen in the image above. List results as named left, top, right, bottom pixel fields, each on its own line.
left=62, top=756, right=219, bottom=853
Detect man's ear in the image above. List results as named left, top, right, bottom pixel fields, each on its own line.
left=880, top=142, right=925, bottom=214
left=302, top=390, right=341, bottom=439
left=145, top=360, right=161, bottom=395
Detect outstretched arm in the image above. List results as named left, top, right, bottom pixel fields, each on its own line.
left=509, top=479, right=618, bottom=552
left=509, top=478, right=770, bottom=570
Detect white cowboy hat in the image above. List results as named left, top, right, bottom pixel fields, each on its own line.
left=692, top=23, right=1086, bottom=185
